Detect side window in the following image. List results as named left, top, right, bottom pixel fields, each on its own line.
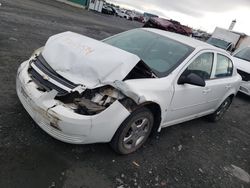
left=215, top=54, right=233, bottom=78
left=186, top=52, right=214, bottom=80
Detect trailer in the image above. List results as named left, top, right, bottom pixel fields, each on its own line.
left=207, top=27, right=241, bottom=52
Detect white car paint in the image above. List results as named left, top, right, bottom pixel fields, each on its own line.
left=16, top=28, right=241, bottom=145
left=233, top=57, right=250, bottom=73
left=232, top=47, right=250, bottom=96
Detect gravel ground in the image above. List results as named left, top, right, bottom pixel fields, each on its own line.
left=0, top=0, right=249, bottom=187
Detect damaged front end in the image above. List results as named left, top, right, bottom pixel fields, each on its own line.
left=24, top=31, right=158, bottom=116
left=17, top=32, right=159, bottom=144
left=27, top=54, right=144, bottom=116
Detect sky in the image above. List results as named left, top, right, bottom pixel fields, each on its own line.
left=107, top=0, right=250, bottom=35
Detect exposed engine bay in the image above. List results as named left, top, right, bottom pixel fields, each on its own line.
left=56, top=86, right=126, bottom=115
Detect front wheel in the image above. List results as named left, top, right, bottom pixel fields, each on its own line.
left=207, top=97, right=232, bottom=122
left=110, top=107, right=154, bottom=154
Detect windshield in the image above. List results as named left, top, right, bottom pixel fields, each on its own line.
left=103, top=29, right=194, bottom=77
left=234, top=47, right=250, bottom=62
left=207, top=38, right=231, bottom=50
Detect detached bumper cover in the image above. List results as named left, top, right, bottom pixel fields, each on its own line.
left=16, top=61, right=130, bottom=144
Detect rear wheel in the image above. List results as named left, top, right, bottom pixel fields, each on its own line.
left=208, top=97, right=232, bottom=122
left=111, top=107, right=154, bottom=154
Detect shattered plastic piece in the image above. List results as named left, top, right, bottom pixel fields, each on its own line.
left=178, top=145, right=182, bottom=151
left=9, top=37, right=18, bottom=41
left=198, top=168, right=204, bottom=173
left=117, top=185, right=125, bottom=188
left=116, top=178, right=123, bottom=184
left=132, top=161, right=140, bottom=167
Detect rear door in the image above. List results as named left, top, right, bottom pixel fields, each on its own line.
left=204, top=53, right=234, bottom=110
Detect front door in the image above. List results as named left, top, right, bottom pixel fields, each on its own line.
left=166, top=52, right=214, bottom=125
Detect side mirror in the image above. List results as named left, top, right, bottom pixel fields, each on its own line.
left=178, top=72, right=206, bottom=87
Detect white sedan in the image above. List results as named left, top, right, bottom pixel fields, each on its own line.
left=232, top=46, right=250, bottom=96
left=16, top=28, right=241, bottom=154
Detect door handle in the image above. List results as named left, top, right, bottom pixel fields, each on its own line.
left=202, top=88, right=211, bottom=94
left=225, top=85, right=232, bottom=89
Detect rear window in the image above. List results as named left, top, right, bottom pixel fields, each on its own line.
left=215, top=54, right=233, bottom=78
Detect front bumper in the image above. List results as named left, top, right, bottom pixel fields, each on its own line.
left=239, top=81, right=250, bottom=96
left=16, top=60, right=130, bottom=144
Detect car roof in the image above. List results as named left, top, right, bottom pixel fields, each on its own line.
left=142, top=28, right=220, bottom=50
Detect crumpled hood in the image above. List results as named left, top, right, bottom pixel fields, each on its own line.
left=232, top=57, right=250, bottom=73
left=42, top=31, right=140, bottom=88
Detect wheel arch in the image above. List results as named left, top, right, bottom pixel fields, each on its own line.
left=136, top=101, right=162, bottom=133
left=215, top=93, right=235, bottom=110
left=112, top=100, right=162, bottom=142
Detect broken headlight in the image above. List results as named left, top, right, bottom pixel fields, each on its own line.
left=57, top=86, right=125, bottom=115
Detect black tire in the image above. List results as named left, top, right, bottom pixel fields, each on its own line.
left=110, top=107, right=154, bottom=155
left=207, top=97, right=232, bottom=122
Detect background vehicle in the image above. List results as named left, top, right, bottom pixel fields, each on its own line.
left=117, top=9, right=131, bottom=20
left=232, top=46, right=250, bottom=95
left=143, top=17, right=192, bottom=36
left=102, top=5, right=114, bottom=15
left=16, top=28, right=241, bottom=154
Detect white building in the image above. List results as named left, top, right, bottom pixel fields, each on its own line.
left=88, top=0, right=104, bottom=12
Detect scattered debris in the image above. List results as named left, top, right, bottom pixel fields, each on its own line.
left=112, top=159, right=116, bottom=163
left=178, top=145, right=182, bottom=151
left=149, top=170, right=152, bottom=174
left=116, top=178, right=123, bottom=184
left=121, top=173, right=125, bottom=178
left=224, top=165, right=250, bottom=183
left=199, top=168, right=204, bottom=174
left=132, top=161, right=140, bottom=167
left=117, top=185, right=125, bottom=188
left=9, top=37, right=18, bottom=41
left=48, top=181, right=56, bottom=188
left=160, top=180, right=167, bottom=186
